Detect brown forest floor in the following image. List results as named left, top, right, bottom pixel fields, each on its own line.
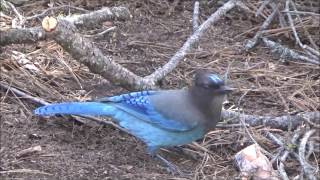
left=1, top=0, right=319, bottom=180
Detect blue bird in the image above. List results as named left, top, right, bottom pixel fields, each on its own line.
left=34, top=71, right=232, bottom=173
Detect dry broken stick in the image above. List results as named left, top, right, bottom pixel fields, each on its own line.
left=288, top=0, right=319, bottom=50
left=0, top=6, right=131, bottom=46
left=265, top=130, right=302, bottom=180
left=262, top=38, right=320, bottom=65
left=298, top=129, right=317, bottom=180
left=0, top=26, right=47, bottom=45
left=242, top=0, right=319, bottom=65
left=265, top=129, right=318, bottom=180
left=222, top=110, right=320, bottom=130
left=5, top=0, right=25, bottom=28
left=26, top=5, right=89, bottom=21
left=285, top=0, right=318, bottom=58
left=145, top=0, right=239, bottom=83
left=192, top=1, right=200, bottom=32
left=245, top=3, right=278, bottom=50
left=44, top=18, right=149, bottom=90
left=64, top=6, right=131, bottom=27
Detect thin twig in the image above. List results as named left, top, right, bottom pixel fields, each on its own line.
left=26, top=5, right=89, bottom=20
left=265, top=131, right=290, bottom=180
left=0, top=169, right=52, bottom=176
left=285, top=0, right=320, bottom=58
left=298, top=129, right=317, bottom=180
left=281, top=10, right=320, bottom=16
left=301, top=114, right=320, bottom=129
left=262, top=38, right=320, bottom=65
left=270, top=2, right=288, bottom=32
left=6, top=1, right=25, bottom=27
left=84, top=26, right=117, bottom=38
left=245, top=3, right=278, bottom=50
left=255, top=0, right=271, bottom=17
left=145, top=0, right=238, bottom=82
left=0, top=82, right=50, bottom=105
left=288, top=0, right=319, bottom=52
left=278, top=151, right=290, bottom=180
left=192, top=1, right=200, bottom=32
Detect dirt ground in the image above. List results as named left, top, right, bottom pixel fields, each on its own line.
left=1, top=0, right=319, bottom=179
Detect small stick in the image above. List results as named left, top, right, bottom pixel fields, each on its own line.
left=245, top=4, right=278, bottom=50
left=192, top=1, right=200, bottom=32
left=285, top=0, right=320, bottom=58
left=262, top=38, right=319, bottom=65
left=298, top=129, right=317, bottom=180
left=26, top=5, right=89, bottom=20
left=6, top=1, right=25, bottom=27
left=0, top=82, right=50, bottom=105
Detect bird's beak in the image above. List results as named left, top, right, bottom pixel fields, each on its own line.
left=220, top=86, right=233, bottom=94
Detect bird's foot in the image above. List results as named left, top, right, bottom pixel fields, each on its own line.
left=155, top=154, right=183, bottom=175
left=168, top=146, right=199, bottom=161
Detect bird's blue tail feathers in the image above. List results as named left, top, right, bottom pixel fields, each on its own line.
left=34, top=102, right=116, bottom=116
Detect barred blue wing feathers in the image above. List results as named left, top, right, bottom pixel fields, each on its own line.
left=97, top=91, right=197, bottom=132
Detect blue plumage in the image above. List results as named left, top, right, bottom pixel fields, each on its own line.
left=34, top=91, right=204, bottom=153
left=34, top=72, right=232, bottom=172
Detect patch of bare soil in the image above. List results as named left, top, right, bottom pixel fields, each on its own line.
left=1, top=0, right=319, bottom=179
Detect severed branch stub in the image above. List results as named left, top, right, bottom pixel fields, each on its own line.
left=42, top=17, right=58, bottom=32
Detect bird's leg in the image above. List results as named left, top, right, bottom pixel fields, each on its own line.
left=155, top=154, right=183, bottom=175
left=168, top=146, right=198, bottom=160
left=147, top=146, right=183, bottom=175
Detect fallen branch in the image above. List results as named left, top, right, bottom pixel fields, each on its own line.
left=0, top=6, right=131, bottom=46
left=0, top=27, right=47, bottom=45
left=265, top=130, right=302, bottom=180
left=262, top=38, right=320, bottom=65
left=192, top=1, right=200, bottom=32
left=285, top=0, right=320, bottom=59
left=298, top=129, right=317, bottom=180
left=222, top=110, right=320, bottom=130
left=241, top=0, right=319, bottom=65
left=245, top=2, right=278, bottom=50
left=1, top=1, right=239, bottom=90
left=145, top=0, right=238, bottom=82
left=0, top=169, right=52, bottom=176
left=64, top=6, right=131, bottom=27
left=47, top=19, right=149, bottom=90
left=26, top=5, right=89, bottom=21
left=265, top=128, right=319, bottom=180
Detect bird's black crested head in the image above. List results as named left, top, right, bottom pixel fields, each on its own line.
left=194, top=71, right=224, bottom=89
left=192, top=71, right=232, bottom=95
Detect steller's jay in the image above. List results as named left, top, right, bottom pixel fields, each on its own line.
left=34, top=71, right=232, bottom=173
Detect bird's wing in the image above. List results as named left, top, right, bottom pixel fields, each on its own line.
left=96, top=91, right=198, bottom=132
